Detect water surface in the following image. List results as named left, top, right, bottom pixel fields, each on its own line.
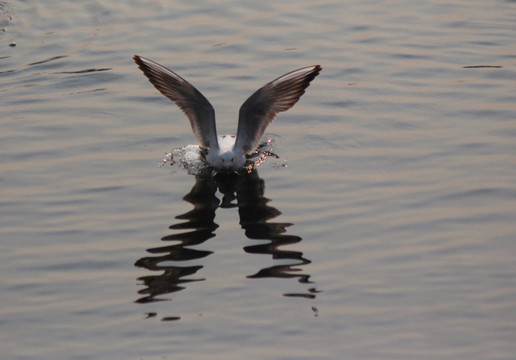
left=1, top=0, right=515, bottom=359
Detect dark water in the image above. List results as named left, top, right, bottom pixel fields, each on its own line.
left=1, top=0, right=515, bottom=359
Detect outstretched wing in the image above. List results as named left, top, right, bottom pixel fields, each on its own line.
left=235, top=65, right=322, bottom=154
left=133, top=55, right=218, bottom=149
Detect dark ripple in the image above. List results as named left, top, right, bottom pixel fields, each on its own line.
left=440, top=187, right=516, bottom=201
left=76, top=185, right=126, bottom=195
left=28, top=55, right=68, bottom=66
left=406, top=187, right=516, bottom=210
left=58, top=67, right=111, bottom=74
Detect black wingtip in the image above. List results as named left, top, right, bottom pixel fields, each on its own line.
left=308, top=64, right=322, bottom=83
left=133, top=55, right=157, bottom=83
left=309, top=65, right=322, bottom=80
left=133, top=55, right=144, bottom=68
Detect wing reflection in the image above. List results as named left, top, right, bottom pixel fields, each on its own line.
left=134, top=174, right=219, bottom=304
left=135, top=168, right=318, bottom=313
left=234, top=170, right=318, bottom=299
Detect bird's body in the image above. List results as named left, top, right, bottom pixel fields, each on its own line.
left=133, top=55, right=321, bottom=171
left=206, top=135, right=245, bottom=170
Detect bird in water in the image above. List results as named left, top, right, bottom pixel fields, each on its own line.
left=133, top=55, right=321, bottom=171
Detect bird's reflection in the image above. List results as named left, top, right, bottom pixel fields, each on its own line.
left=135, top=168, right=318, bottom=313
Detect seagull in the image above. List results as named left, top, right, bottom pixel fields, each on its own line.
left=133, top=55, right=321, bottom=171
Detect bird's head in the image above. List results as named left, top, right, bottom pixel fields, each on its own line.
left=218, top=151, right=245, bottom=171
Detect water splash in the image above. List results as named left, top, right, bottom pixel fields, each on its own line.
left=159, top=138, right=287, bottom=174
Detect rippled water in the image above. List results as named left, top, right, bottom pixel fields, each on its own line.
left=1, top=0, right=515, bottom=359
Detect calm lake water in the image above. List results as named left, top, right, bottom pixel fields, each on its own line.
left=1, top=0, right=515, bottom=359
